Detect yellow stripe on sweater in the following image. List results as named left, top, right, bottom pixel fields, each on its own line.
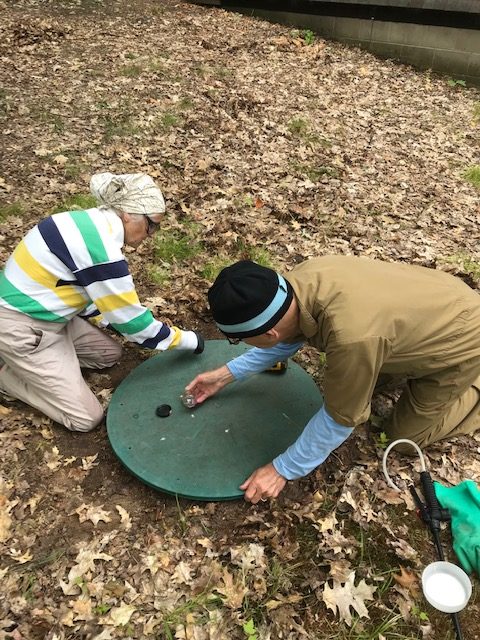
left=13, top=241, right=87, bottom=309
left=168, top=326, right=182, bottom=349
left=95, top=289, right=140, bottom=313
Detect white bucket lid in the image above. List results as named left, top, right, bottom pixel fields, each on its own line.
left=422, top=561, right=472, bottom=613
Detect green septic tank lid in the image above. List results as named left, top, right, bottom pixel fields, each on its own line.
left=107, top=340, right=322, bottom=501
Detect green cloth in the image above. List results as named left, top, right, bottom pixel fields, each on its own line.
left=435, top=480, right=480, bottom=576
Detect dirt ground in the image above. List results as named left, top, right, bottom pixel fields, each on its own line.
left=0, top=0, right=480, bottom=638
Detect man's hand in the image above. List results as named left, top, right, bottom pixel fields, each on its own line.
left=240, top=463, right=287, bottom=504
left=185, top=365, right=234, bottom=404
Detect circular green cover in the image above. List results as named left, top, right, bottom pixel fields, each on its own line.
left=107, top=340, right=322, bottom=501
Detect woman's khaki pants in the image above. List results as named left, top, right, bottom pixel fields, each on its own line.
left=0, top=306, right=122, bottom=431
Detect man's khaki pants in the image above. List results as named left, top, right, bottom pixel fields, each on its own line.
left=382, top=357, right=480, bottom=453
left=0, top=306, right=122, bottom=431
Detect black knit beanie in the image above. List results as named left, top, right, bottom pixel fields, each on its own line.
left=208, top=260, right=293, bottom=338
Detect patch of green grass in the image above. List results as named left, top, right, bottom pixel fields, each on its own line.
left=327, top=612, right=419, bottom=639
left=287, top=118, right=327, bottom=147
left=265, top=557, right=298, bottom=596
left=0, top=88, right=8, bottom=116
left=148, top=58, right=169, bottom=75
left=0, top=201, right=25, bottom=221
left=93, top=603, right=112, bottom=615
left=174, top=494, right=188, bottom=536
left=214, top=65, right=233, bottom=79
left=288, top=30, right=316, bottom=45
left=462, top=165, right=480, bottom=189
left=192, top=64, right=210, bottom=78
left=22, top=574, right=37, bottom=601
left=49, top=193, right=97, bottom=215
left=291, top=162, right=338, bottom=181
left=32, top=106, right=65, bottom=133
left=150, top=5, right=166, bottom=15
left=232, top=194, right=258, bottom=211
left=242, top=246, right=275, bottom=268
left=64, top=162, right=87, bottom=179
left=445, top=252, right=480, bottom=280
left=119, top=64, right=143, bottom=77
left=447, top=78, right=466, bottom=88
left=473, top=102, right=480, bottom=121
left=178, top=97, right=194, bottom=110
left=154, top=227, right=202, bottom=264
left=147, top=264, right=170, bottom=286
left=160, top=112, right=180, bottom=129
left=295, top=521, right=321, bottom=558
left=51, top=115, right=65, bottom=133
left=162, top=588, right=223, bottom=637
left=288, top=118, right=309, bottom=136
left=302, top=29, right=315, bottom=45
left=103, top=113, right=139, bottom=139
left=200, top=256, right=232, bottom=282
left=14, top=548, right=66, bottom=573
left=200, top=249, right=275, bottom=282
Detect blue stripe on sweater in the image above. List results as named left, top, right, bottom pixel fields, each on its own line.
left=38, top=217, right=78, bottom=272
left=74, top=260, right=130, bottom=287
left=140, top=325, right=172, bottom=349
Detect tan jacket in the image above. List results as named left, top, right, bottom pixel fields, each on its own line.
left=285, top=256, right=480, bottom=427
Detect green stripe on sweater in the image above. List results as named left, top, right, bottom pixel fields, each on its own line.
left=0, top=272, right=64, bottom=322
left=70, top=210, right=109, bottom=264
left=110, top=309, right=153, bottom=336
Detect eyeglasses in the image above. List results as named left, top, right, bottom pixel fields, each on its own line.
left=226, top=336, right=241, bottom=345
left=145, top=216, right=160, bottom=236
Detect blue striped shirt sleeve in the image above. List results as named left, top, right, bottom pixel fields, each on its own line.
left=226, top=342, right=304, bottom=379
left=273, top=405, right=353, bottom=480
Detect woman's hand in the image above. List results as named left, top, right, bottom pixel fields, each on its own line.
left=185, top=365, right=234, bottom=404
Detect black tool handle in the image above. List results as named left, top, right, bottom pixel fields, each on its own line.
left=420, top=471, right=442, bottom=519
left=452, top=612, right=464, bottom=640
left=418, top=474, right=462, bottom=640
left=420, top=471, right=451, bottom=524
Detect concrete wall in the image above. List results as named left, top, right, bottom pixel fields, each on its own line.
left=315, top=0, right=480, bottom=12
left=227, top=6, right=480, bottom=84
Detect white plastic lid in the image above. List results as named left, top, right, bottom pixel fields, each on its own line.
left=422, top=561, right=472, bottom=613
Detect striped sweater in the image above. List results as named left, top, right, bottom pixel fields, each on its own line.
left=0, top=207, right=182, bottom=351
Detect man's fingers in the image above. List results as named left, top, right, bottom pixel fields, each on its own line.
left=245, top=487, right=261, bottom=503
left=185, top=378, right=199, bottom=393
left=239, top=475, right=253, bottom=490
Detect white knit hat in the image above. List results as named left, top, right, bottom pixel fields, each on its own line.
left=90, top=172, right=165, bottom=216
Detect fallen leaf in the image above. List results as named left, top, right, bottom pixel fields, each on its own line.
left=215, top=568, right=247, bottom=609
left=115, top=505, right=132, bottom=530
left=321, top=571, right=376, bottom=626
left=75, top=503, right=112, bottom=526
left=107, top=603, right=136, bottom=626
left=393, top=567, right=421, bottom=598
left=81, top=454, right=99, bottom=471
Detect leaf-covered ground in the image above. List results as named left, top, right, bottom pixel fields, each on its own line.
left=0, top=0, right=479, bottom=638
